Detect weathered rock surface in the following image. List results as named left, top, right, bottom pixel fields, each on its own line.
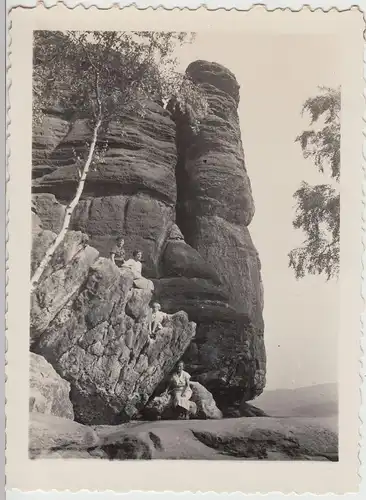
left=29, top=412, right=99, bottom=459
left=32, top=101, right=228, bottom=318
left=32, top=110, right=70, bottom=179
left=29, top=415, right=338, bottom=461
left=32, top=193, right=66, bottom=233
left=30, top=230, right=99, bottom=340
left=33, top=103, right=178, bottom=205
left=32, top=232, right=196, bottom=425
left=31, top=60, right=267, bottom=412
left=173, top=60, right=263, bottom=329
left=29, top=353, right=74, bottom=419
left=183, top=319, right=266, bottom=414
left=239, top=402, right=268, bottom=418
left=190, top=381, right=223, bottom=419
left=33, top=102, right=178, bottom=271
left=168, top=60, right=266, bottom=407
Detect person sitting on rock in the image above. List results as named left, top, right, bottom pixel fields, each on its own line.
left=110, top=237, right=125, bottom=267
left=149, top=302, right=167, bottom=339
left=164, top=361, right=192, bottom=420
left=122, top=250, right=154, bottom=292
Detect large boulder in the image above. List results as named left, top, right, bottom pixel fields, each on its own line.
left=30, top=230, right=99, bottom=340
left=29, top=353, right=74, bottom=420
left=190, top=381, right=222, bottom=419
left=33, top=251, right=196, bottom=425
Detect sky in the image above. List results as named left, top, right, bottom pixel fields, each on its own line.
left=176, top=33, right=339, bottom=391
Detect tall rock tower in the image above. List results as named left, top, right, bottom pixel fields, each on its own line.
left=173, top=61, right=266, bottom=412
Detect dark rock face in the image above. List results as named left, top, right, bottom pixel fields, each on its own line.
left=31, top=60, right=266, bottom=416
left=173, top=60, right=263, bottom=328
left=32, top=101, right=226, bottom=314
left=32, top=229, right=196, bottom=425
left=32, top=110, right=70, bottom=179
left=183, top=319, right=265, bottom=415
left=33, top=102, right=178, bottom=276
left=171, top=60, right=265, bottom=407
left=33, top=102, right=178, bottom=204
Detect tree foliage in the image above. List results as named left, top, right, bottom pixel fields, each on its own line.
left=33, top=31, right=207, bottom=128
left=31, top=30, right=208, bottom=289
left=289, top=86, right=340, bottom=280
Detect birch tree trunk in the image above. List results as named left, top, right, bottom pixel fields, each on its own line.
left=30, top=118, right=102, bottom=292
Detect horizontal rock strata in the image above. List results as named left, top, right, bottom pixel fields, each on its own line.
left=31, top=59, right=266, bottom=416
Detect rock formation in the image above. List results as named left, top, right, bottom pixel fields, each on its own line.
left=31, top=59, right=266, bottom=420
left=31, top=228, right=196, bottom=425
left=29, top=412, right=100, bottom=459
left=190, top=381, right=223, bottom=419
left=172, top=61, right=266, bottom=407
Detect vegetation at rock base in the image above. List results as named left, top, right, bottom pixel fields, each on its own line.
left=289, top=86, right=340, bottom=280
left=31, top=30, right=208, bottom=289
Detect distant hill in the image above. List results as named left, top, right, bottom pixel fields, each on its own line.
left=250, top=382, right=338, bottom=418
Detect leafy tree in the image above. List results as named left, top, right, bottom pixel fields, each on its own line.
left=31, top=30, right=207, bottom=290
left=289, top=86, right=340, bottom=280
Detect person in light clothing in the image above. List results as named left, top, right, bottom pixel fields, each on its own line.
left=149, top=302, right=167, bottom=338
left=165, top=361, right=192, bottom=420
left=122, top=250, right=154, bottom=292
left=123, top=249, right=143, bottom=278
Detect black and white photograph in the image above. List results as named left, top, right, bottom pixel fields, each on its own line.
left=6, top=4, right=363, bottom=493
left=29, top=28, right=341, bottom=461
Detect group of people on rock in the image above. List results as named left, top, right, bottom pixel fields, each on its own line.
left=110, top=237, right=167, bottom=338
left=110, top=236, right=193, bottom=420
left=110, top=237, right=154, bottom=292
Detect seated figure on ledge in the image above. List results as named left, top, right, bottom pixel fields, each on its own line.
left=164, top=361, right=193, bottom=420
left=110, top=236, right=125, bottom=267
left=149, top=302, right=167, bottom=339
left=122, top=249, right=154, bottom=292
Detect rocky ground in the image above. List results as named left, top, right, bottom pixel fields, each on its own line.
left=29, top=412, right=338, bottom=461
